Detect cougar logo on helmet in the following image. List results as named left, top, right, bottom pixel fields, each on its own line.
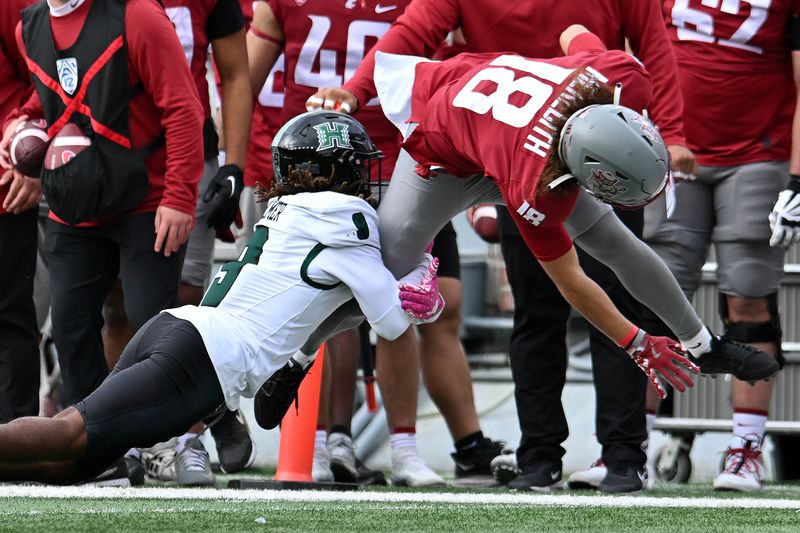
left=587, top=169, right=627, bottom=198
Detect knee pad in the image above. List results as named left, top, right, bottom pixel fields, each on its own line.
left=718, top=292, right=784, bottom=369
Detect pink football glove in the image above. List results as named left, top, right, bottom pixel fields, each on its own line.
left=399, top=257, right=445, bottom=325
left=622, top=328, right=700, bottom=399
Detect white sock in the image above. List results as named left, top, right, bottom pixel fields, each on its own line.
left=291, top=350, right=316, bottom=368
left=315, top=429, right=328, bottom=452
left=645, top=412, right=656, bottom=435
left=176, top=432, right=200, bottom=453
left=730, top=411, right=767, bottom=449
left=390, top=432, right=417, bottom=453
left=681, top=327, right=714, bottom=358
left=125, top=448, right=140, bottom=460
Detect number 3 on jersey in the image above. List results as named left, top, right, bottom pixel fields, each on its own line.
left=296, top=15, right=390, bottom=106
left=201, top=227, right=269, bottom=307
left=671, top=0, right=772, bottom=54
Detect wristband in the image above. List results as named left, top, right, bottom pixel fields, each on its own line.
left=616, top=325, right=639, bottom=350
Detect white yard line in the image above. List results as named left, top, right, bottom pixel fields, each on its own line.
left=0, top=485, right=798, bottom=509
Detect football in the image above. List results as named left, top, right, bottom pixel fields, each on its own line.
left=9, top=119, right=50, bottom=177
left=470, top=203, right=499, bottom=243
left=44, top=123, right=91, bottom=170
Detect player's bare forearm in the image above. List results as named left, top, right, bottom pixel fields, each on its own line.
left=214, top=29, right=252, bottom=169
left=789, top=51, right=800, bottom=175
left=539, top=247, right=634, bottom=344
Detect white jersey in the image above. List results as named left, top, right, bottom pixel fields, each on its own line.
left=167, top=191, right=426, bottom=410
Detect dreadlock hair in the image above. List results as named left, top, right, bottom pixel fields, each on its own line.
left=536, top=73, right=615, bottom=198
left=256, top=164, right=373, bottom=204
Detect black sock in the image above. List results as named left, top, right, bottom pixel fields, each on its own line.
left=454, top=431, right=484, bottom=454
left=329, top=425, right=351, bottom=438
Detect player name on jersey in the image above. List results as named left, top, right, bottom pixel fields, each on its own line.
left=522, top=66, right=608, bottom=159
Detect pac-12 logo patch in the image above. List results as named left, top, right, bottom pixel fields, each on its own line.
left=56, top=58, right=79, bottom=95
left=313, top=122, right=352, bottom=151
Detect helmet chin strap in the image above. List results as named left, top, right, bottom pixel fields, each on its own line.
left=547, top=174, right=576, bottom=190
left=613, top=82, right=622, bottom=106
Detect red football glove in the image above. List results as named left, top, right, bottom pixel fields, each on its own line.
left=621, top=328, right=700, bottom=399
left=399, top=257, right=444, bottom=325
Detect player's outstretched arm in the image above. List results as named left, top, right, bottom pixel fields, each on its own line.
left=539, top=246, right=697, bottom=398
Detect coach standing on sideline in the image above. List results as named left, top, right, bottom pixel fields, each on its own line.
left=0, top=0, right=39, bottom=423
left=0, top=0, right=203, bottom=411
left=309, top=0, right=695, bottom=493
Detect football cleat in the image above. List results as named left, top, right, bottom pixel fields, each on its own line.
left=356, top=457, right=388, bottom=486
left=567, top=459, right=607, bottom=490
left=174, top=437, right=215, bottom=487
left=312, top=443, right=334, bottom=483
left=391, top=448, right=446, bottom=488
left=141, top=438, right=178, bottom=482
left=507, top=460, right=564, bottom=492
left=491, top=451, right=521, bottom=486
left=254, top=358, right=314, bottom=430
left=598, top=461, right=647, bottom=493
left=210, top=409, right=256, bottom=474
left=452, top=438, right=511, bottom=487
left=328, top=433, right=358, bottom=483
left=713, top=439, right=763, bottom=492
left=690, top=335, right=779, bottom=382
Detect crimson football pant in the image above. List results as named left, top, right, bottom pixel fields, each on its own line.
left=0, top=208, right=40, bottom=422
left=44, top=213, right=184, bottom=406
left=498, top=207, right=648, bottom=469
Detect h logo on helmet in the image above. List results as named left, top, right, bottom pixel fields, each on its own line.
left=313, top=122, right=352, bottom=151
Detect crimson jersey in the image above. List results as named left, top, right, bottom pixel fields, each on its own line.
left=664, top=0, right=799, bottom=166
left=245, top=0, right=285, bottom=187
left=162, top=0, right=244, bottom=121
left=343, top=0, right=686, bottom=147
left=269, top=0, right=410, bottom=178
left=378, top=34, right=654, bottom=261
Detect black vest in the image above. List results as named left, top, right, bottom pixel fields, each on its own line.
left=21, top=0, right=134, bottom=144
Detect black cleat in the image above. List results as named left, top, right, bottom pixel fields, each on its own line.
left=210, top=409, right=256, bottom=474
left=452, top=438, right=511, bottom=487
left=690, top=335, right=779, bottom=382
left=356, top=458, right=388, bottom=486
left=598, top=461, right=646, bottom=493
left=254, top=358, right=313, bottom=429
left=507, top=460, right=564, bottom=492
left=124, top=455, right=146, bottom=487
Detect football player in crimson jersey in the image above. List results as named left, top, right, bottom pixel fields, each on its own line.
left=308, top=0, right=697, bottom=492
left=642, top=0, right=800, bottom=492
left=0, top=0, right=39, bottom=426
left=250, top=0, right=517, bottom=488
left=303, top=25, right=781, bottom=489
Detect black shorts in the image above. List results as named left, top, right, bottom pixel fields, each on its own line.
left=431, top=221, right=460, bottom=280
left=75, top=313, right=224, bottom=474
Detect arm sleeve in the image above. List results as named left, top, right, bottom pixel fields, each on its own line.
left=127, top=0, right=205, bottom=215
left=620, top=0, right=687, bottom=147
left=318, top=245, right=411, bottom=341
left=341, top=0, right=460, bottom=107
left=207, top=0, right=245, bottom=41
left=572, top=210, right=704, bottom=340
left=567, top=32, right=608, bottom=55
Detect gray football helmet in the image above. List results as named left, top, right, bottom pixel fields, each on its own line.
left=557, top=104, right=669, bottom=208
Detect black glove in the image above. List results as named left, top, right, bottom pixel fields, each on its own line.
left=202, top=164, right=244, bottom=231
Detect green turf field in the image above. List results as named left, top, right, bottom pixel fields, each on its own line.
left=2, top=483, right=799, bottom=532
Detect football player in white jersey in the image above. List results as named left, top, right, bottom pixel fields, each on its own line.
left=0, top=112, right=444, bottom=485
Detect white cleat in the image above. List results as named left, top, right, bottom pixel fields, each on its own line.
left=567, top=459, right=607, bottom=490
left=313, top=443, right=334, bottom=483
left=328, top=433, right=358, bottom=483
left=391, top=448, right=446, bottom=488
left=141, top=437, right=178, bottom=482
left=713, top=442, right=763, bottom=493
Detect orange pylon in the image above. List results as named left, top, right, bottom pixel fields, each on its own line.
left=273, top=344, right=326, bottom=481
